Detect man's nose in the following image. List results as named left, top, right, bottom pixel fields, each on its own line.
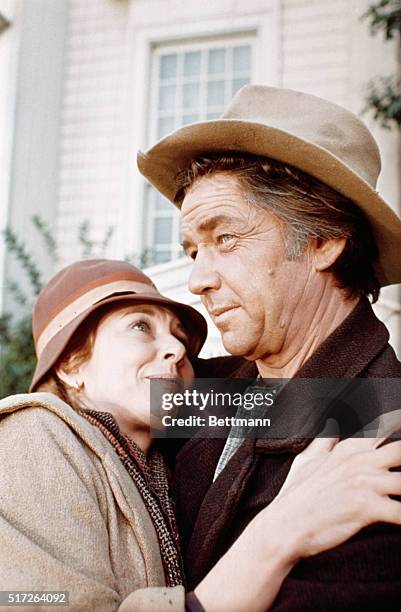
left=188, top=248, right=220, bottom=295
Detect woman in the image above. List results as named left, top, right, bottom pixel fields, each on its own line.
left=0, top=258, right=401, bottom=612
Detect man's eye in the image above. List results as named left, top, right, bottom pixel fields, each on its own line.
left=218, top=234, right=235, bottom=245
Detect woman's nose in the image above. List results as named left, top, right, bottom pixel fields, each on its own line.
left=161, top=335, right=187, bottom=365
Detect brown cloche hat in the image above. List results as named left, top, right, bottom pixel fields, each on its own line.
left=30, top=259, right=207, bottom=391
left=137, top=84, right=401, bottom=287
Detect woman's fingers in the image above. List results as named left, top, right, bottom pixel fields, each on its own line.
left=377, top=472, right=401, bottom=496
left=301, top=435, right=339, bottom=457
left=375, top=497, right=401, bottom=526
left=330, top=435, right=392, bottom=457
left=375, top=439, right=401, bottom=468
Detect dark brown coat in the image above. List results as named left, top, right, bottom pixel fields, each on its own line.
left=173, top=299, right=401, bottom=610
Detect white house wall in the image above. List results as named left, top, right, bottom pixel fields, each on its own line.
left=5, top=0, right=398, bottom=356
left=55, top=0, right=130, bottom=264
left=281, top=0, right=350, bottom=102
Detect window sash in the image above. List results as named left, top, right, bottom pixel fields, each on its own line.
left=144, top=35, right=255, bottom=264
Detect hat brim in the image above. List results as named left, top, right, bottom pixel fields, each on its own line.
left=137, top=119, right=401, bottom=287
left=30, top=291, right=207, bottom=392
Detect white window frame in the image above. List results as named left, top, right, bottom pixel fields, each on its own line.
left=146, top=35, right=255, bottom=263
left=121, top=3, right=281, bottom=258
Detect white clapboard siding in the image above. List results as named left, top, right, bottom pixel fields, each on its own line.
left=282, top=0, right=349, bottom=104
left=55, top=0, right=129, bottom=265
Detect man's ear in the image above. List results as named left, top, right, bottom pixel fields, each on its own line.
left=311, top=237, right=347, bottom=272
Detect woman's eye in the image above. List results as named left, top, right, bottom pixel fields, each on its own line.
left=131, top=321, right=150, bottom=333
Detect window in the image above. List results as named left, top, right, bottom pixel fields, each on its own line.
left=144, top=37, right=254, bottom=264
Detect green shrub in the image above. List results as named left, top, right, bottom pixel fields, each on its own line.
left=362, top=1, right=401, bottom=130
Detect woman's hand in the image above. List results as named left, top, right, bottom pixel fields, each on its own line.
left=195, top=435, right=401, bottom=612
left=272, top=435, right=401, bottom=558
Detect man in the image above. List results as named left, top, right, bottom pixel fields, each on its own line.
left=138, top=86, right=401, bottom=608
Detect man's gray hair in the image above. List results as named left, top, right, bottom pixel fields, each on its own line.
left=174, top=152, right=380, bottom=302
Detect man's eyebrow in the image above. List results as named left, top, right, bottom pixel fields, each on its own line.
left=197, top=214, right=241, bottom=232
left=181, top=214, right=244, bottom=250
left=181, top=215, right=241, bottom=249
left=181, top=239, right=193, bottom=253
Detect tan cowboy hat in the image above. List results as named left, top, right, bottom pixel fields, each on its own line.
left=30, top=259, right=207, bottom=391
left=137, top=84, right=401, bottom=287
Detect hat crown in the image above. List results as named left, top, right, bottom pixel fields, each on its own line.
left=224, top=85, right=381, bottom=188
left=33, top=259, right=156, bottom=343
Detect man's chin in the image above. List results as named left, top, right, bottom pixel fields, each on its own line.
left=221, top=332, right=258, bottom=358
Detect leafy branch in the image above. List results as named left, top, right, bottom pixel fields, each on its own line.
left=362, top=0, right=401, bottom=130
left=32, top=214, right=59, bottom=262
left=364, top=75, right=401, bottom=128
left=78, top=221, right=115, bottom=258
left=3, top=227, right=43, bottom=296
left=362, top=0, right=401, bottom=39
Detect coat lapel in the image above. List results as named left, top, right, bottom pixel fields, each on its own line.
left=185, top=437, right=257, bottom=588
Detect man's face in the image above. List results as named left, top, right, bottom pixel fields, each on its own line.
left=181, top=173, right=315, bottom=361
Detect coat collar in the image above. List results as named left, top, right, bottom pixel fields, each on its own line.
left=253, top=298, right=392, bottom=452
left=220, top=298, right=389, bottom=380
left=294, top=297, right=389, bottom=378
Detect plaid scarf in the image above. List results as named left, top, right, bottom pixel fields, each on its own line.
left=78, top=408, right=184, bottom=588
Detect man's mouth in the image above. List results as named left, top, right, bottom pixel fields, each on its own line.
left=208, top=305, right=239, bottom=320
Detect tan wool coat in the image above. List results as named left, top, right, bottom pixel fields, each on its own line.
left=0, top=393, right=185, bottom=612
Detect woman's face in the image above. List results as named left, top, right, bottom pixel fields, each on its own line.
left=73, top=304, right=194, bottom=431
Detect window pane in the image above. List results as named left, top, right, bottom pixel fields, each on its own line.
left=208, top=80, right=225, bottom=106
left=232, top=77, right=249, bottom=96
left=155, top=192, right=171, bottom=210
left=159, top=85, right=176, bottom=111
left=147, top=40, right=254, bottom=259
left=233, top=46, right=251, bottom=74
left=158, top=116, right=175, bottom=139
left=184, top=51, right=201, bottom=77
left=154, top=251, right=171, bottom=264
left=183, top=83, right=200, bottom=110
left=208, top=48, right=225, bottom=74
left=183, top=114, right=199, bottom=125
left=160, top=54, right=177, bottom=80
left=154, top=217, right=173, bottom=244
